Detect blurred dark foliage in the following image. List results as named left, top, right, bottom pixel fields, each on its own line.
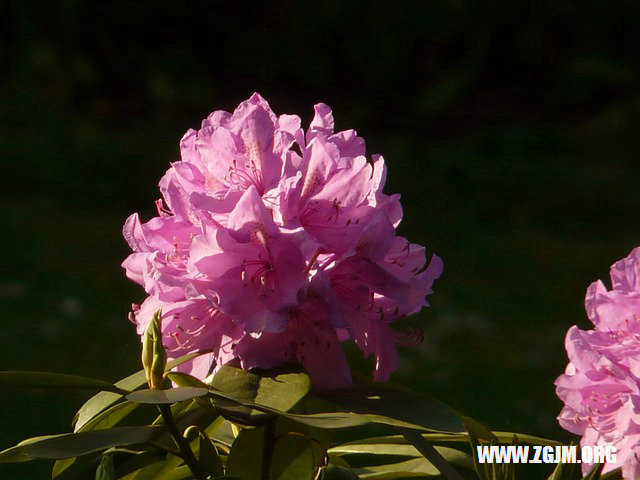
left=2, top=1, right=640, bottom=478
left=2, top=0, right=640, bottom=204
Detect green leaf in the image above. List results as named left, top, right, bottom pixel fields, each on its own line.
left=270, top=433, right=323, bottom=480
left=317, top=464, right=359, bottom=480
left=150, top=464, right=193, bottom=480
left=547, top=443, right=582, bottom=480
left=80, top=400, right=140, bottom=432
left=117, top=459, right=173, bottom=480
left=256, top=371, right=311, bottom=413
left=2, top=426, right=163, bottom=460
left=468, top=428, right=491, bottom=480
left=401, top=429, right=466, bottom=480
left=333, top=431, right=560, bottom=448
left=198, top=430, right=224, bottom=477
left=132, top=453, right=184, bottom=480
left=73, top=352, right=202, bottom=432
left=353, top=458, right=448, bottom=479
left=324, top=384, right=465, bottom=433
left=600, top=468, right=623, bottom=480
left=52, top=457, right=76, bottom=477
left=166, top=371, right=209, bottom=388
left=0, top=435, right=57, bottom=463
left=0, top=371, right=127, bottom=394
left=109, top=451, right=165, bottom=479
left=331, top=442, right=423, bottom=456
left=226, top=426, right=266, bottom=480
left=53, top=401, right=142, bottom=477
left=127, top=387, right=209, bottom=404
left=209, top=366, right=311, bottom=412
left=582, top=464, right=604, bottom=480
left=330, top=442, right=471, bottom=463
left=188, top=368, right=462, bottom=434
left=462, top=416, right=498, bottom=443
left=95, top=453, right=115, bottom=480
left=242, top=408, right=446, bottom=431
left=52, top=453, right=102, bottom=480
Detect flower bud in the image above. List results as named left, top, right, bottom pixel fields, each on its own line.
left=142, top=310, right=167, bottom=390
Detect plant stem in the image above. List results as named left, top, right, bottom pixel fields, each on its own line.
left=261, top=420, right=276, bottom=480
left=400, top=428, right=465, bottom=480
left=158, top=404, right=207, bottom=480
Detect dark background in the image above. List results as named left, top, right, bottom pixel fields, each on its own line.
left=2, top=1, right=640, bottom=478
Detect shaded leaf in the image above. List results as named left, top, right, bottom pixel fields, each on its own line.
left=547, top=443, right=582, bottom=480
left=330, top=442, right=423, bottom=457
left=95, top=453, right=115, bottom=480
left=238, top=407, right=447, bottom=432
left=135, top=453, right=184, bottom=480
left=270, top=433, right=323, bottom=480
left=401, top=429, right=469, bottom=480
left=2, top=426, right=163, bottom=460
left=73, top=352, right=202, bottom=432
left=334, top=431, right=560, bottom=448
left=127, top=387, right=209, bottom=404
left=325, top=384, right=465, bottom=434
left=0, top=435, right=56, bottom=463
left=462, top=416, right=498, bottom=443
left=81, top=400, right=139, bottom=432
left=583, top=464, right=604, bottom=480
left=150, top=465, right=193, bottom=480
left=52, top=453, right=102, bottom=480
left=600, top=468, right=623, bottom=480
left=166, top=372, right=209, bottom=389
left=353, top=458, right=446, bottom=479
left=0, top=371, right=127, bottom=394
left=111, top=451, right=166, bottom=479
left=118, top=460, right=175, bottom=480
left=210, top=366, right=310, bottom=412
left=317, top=464, right=359, bottom=480
left=330, top=442, right=472, bottom=466
left=198, top=431, right=224, bottom=477
left=226, top=426, right=266, bottom=480
left=52, top=457, right=76, bottom=477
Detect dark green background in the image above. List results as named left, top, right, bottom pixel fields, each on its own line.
left=2, top=1, right=640, bottom=477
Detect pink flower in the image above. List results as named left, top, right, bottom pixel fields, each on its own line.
left=556, top=247, right=640, bottom=478
left=277, top=104, right=402, bottom=257
left=159, top=93, right=301, bottom=226
left=123, top=93, right=441, bottom=389
left=189, top=186, right=307, bottom=333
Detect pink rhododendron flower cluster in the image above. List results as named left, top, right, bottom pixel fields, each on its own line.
left=122, top=93, right=442, bottom=389
left=556, top=247, right=640, bottom=478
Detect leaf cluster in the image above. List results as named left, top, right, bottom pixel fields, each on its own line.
left=0, top=353, right=620, bottom=480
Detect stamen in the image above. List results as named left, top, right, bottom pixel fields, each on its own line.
left=304, top=248, right=322, bottom=276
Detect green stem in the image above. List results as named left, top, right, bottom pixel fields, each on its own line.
left=261, top=420, right=276, bottom=480
left=158, top=404, right=207, bottom=480
left=400, top=428, right=464, bottom=480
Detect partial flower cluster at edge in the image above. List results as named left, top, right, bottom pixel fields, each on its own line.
left=557, top=247, right=640, bottom=479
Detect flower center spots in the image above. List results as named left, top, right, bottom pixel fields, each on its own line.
left=300, top=171, right=319, bottom=200
left=286, top=308, right=333, bottom=362
left=241, top=257, right=275, bottom=298
left=300, top=198, right=356, bottom=231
